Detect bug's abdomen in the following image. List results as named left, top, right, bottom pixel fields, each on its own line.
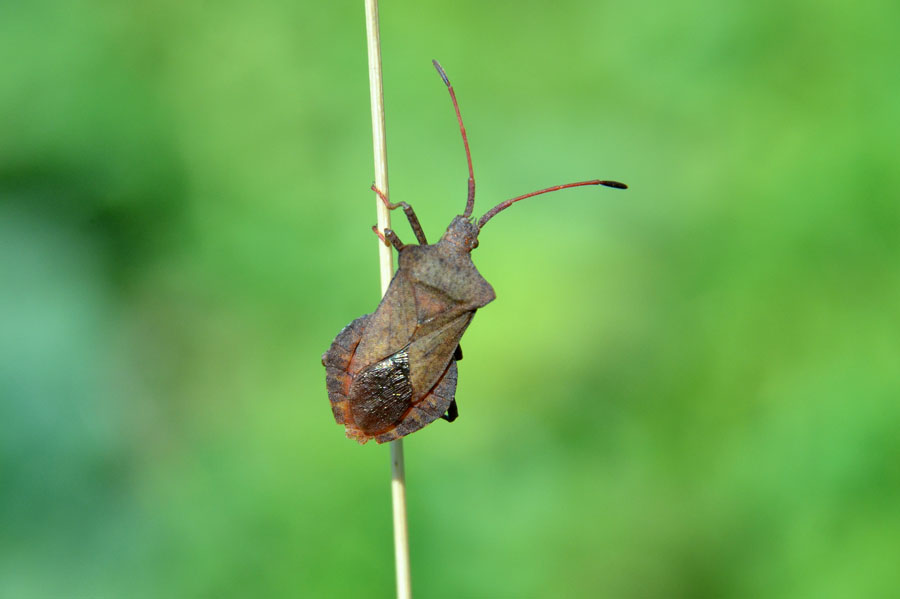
left=348, top=346, right=413, bottom=434
left=323, top=314, right=458, bottom=444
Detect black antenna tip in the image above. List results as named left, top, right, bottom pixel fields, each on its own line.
left=432, top=59, right=450, bottom=87
left=600, top=180, right=628, bottom=189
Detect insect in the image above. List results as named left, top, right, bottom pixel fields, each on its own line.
left=323, top=60, right=626, bottom=444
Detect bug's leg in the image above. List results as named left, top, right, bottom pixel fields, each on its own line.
left=372, top=184, right=429, bottom=245
left=371, top=225, right=388, bottom=245
left=453, top=345, right=463, bottom=361
left=371, top=225, right=406, bottom=251
left=384, top=228, right=406, bottom=251
left=441, top=399, right=458, bottom=423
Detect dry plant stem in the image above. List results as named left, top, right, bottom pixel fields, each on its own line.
left=364, top=1, right=412, bottom=598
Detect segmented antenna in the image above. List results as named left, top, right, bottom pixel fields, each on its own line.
left=477, top=180, right=627, bottom=230
left=432, top=60, right=476, bottom=218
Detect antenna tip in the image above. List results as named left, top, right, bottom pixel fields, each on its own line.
left=600, top=180, right=628, bottom=189
left=432, top=59, right=450, bottom=87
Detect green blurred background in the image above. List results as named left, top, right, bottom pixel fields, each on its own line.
left=2, top=0, right=898, bottom=597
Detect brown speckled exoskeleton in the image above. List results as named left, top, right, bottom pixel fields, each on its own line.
left=322, top=60, right=626, bottom=444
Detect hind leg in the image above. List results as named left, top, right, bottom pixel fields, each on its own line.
left=441, top=399, right=458, bottom=422
left=440, top=345, right=462, bottom=421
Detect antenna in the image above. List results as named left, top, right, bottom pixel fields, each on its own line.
left=477, top=180, right=627, bottom=230
left=433, top=60, right=476, bottom=218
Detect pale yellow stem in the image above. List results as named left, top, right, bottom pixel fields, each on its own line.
left=363, top=2, right=411, bottom=598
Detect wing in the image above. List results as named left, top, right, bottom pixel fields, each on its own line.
left=323, top=312, right=461, bottom=444
left=374, top=359, right=458, bottom=444
left=349, top=268, right=417, bottom=375
left=347, top=345, right=413, bottom=435
left=408, top=309, right=473, bottom=400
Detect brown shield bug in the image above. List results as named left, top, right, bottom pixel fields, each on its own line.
left=322, top=60, right=626, bottom=444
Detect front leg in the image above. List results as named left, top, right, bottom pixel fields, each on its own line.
left=371, top=225, right=406, bottom=251
left=372, top=184, right=429, bottom=245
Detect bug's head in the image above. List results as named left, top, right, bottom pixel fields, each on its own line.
left=441, top=215, right=480, bottom=252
